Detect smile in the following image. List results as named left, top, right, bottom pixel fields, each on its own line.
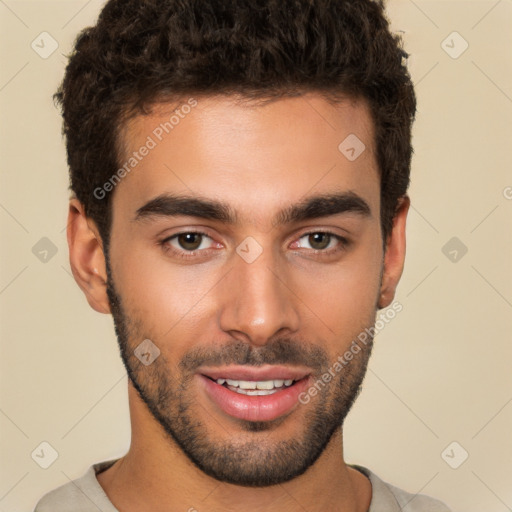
left=197, top=367, right=312, bottom=422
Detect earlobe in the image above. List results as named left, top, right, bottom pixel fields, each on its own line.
left=378, top=196, right=410, bottom=309
left=67, top=198, right=111, bottom=314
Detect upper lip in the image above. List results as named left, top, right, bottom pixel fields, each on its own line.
left=199, top=365, right=311, bottom=382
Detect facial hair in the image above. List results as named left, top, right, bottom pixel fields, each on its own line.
left=105, top=256, right=376, bottom=487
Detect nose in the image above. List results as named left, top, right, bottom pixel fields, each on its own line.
left=218, top=242, right=300, bottom=346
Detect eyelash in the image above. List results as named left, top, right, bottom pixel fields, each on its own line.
left=159, top=230, right=350, bottom=260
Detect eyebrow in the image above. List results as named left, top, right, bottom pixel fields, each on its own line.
left=134, top=191, right=372, bottom=226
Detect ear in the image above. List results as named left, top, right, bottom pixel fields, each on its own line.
left=378, top=195, right=410, bottom=309
left=67, top=198, right=111, bottom=314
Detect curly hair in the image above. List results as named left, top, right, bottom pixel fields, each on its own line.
left=55, top=0, right=416, bottom=247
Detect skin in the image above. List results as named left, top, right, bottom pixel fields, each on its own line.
left=67, top=93, right=409, bottom=512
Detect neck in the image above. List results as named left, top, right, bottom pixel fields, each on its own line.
left=97, top=383, right=371, bottom=512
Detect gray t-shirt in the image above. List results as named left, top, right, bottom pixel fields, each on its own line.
left=34, top=459, right=451, bottom=511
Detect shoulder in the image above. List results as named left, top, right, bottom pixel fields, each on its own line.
left=33, top=460, right=119, bottom=512
left=351, top=465, right=452, bottom=512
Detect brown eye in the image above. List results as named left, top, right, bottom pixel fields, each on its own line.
left=307, top=233, right=332, bottom=250
left=166, top=232, right=213, bottom=252
left=177, top=233, right=203, bottom=250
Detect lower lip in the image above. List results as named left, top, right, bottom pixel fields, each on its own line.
left=197, top=374, right=310, bottom=422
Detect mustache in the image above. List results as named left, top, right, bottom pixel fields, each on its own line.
left=179, top=337, right=329, bottom=374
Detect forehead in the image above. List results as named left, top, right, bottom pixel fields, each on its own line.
left=114, top=93, right=379, bottom=224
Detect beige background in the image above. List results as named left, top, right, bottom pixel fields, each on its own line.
left=1, top=1, right=511, bottom=511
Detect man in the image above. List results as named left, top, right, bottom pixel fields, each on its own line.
left=35, top=0, right=451, bottom=510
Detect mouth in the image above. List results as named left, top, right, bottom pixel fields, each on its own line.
left=197, top=366, right=312, bottom=422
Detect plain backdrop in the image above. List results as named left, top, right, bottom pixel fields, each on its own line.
left=1, top=1, right=511, bottom=511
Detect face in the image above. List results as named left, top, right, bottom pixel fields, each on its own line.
left=79, top=94, right=407, bottom=486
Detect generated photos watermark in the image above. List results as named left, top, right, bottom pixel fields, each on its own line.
left=298, top=301, right=403, bottom=405
left=93, top=98, right=198, bottom=200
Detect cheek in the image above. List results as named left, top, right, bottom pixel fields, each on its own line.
left=110, top=241, right=223, bottom=339
left=292, top=243, right=382, bottom=341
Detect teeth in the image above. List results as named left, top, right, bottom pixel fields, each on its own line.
left=215, top=378, right=296, bottom=390
left=239, top=380, right=257, bottom=389
left=256, top=380, right=274, bottom=390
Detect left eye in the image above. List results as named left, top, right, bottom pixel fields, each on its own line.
left=296, top=232, right=342, bottom=251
